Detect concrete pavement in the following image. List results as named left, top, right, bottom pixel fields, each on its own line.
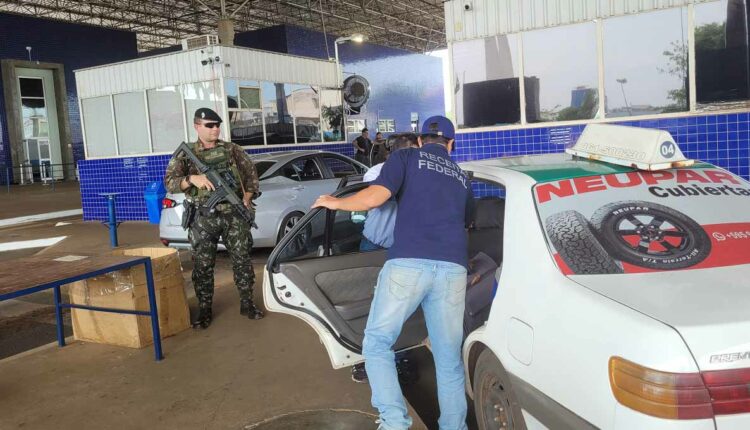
left=0, top=181, right=82, bottom=220
left=0, top=216, right=427, bottom=429
left=0, top=181, right=428, bottom=430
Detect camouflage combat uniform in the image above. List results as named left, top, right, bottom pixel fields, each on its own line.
left=164, top=140, right=260, bottom=316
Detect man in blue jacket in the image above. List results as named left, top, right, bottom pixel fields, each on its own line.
left=313, top=116, right=474, bottom=430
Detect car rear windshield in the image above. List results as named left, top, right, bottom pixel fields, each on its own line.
left=255, top=161, right=276, bottom=178
left=533, top=167, right=750, bottom=275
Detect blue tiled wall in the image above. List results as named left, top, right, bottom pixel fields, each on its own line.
left=0, top=13, right=138, bottom=183
left=79, top=143, right=355, bottom=221
left=452, top=112, right=750, bottom=181
left=79, top=110, right=750, bottom=221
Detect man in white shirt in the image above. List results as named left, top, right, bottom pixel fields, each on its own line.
left=359, top=133, right=419, bottom=251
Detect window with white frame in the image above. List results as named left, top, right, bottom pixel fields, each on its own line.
left=227, top=79, right=264, bottom=146
left=262, top=82, right=296, bottom=145
left=321, top=89, right=345, bottom=142
left=239, top=87, right=261, bottom=110
left=523, top=22, right=599, bottom=123
left=346, top=119, right=366, bottom=139
left=148, top=86, right=183, bottom=153
left=453, top=34, right=521, bottom=128
left=82, top=96, right=116, bottom=157
left=378, top=119, right=395, bottom=132
left=695, top=0, right=750, bottom=107
left=604, top=7, right=689, bottom=117
left=19, top=78, right=48, bottom=140
left=113, top=91, right=150, bottom=155
left=288, top=84, right=322, bottom=143
left=81, top=76, right=340, bottom=156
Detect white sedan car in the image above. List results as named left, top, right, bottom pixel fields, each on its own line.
left=159, top=150, right=366, bottom=249
left=262, top=124, right=750, bottom=429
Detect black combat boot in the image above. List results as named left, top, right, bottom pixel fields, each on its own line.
left=192, top=305, right=213, bottom=329
left=240, top=299, right=264, bottom=320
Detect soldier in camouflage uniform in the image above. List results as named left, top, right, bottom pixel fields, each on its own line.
left=164, top=108, right=264, bottom=329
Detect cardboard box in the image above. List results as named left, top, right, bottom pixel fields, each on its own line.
left=67, top=247, right=190, bottom=348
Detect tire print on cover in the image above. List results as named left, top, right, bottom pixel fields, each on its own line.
left=591, top=201, right=711, bottom=270
left=545, top=210, right=623, bottom=274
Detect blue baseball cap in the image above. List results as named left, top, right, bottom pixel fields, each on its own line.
left=421, top=115, right=455, bottom=140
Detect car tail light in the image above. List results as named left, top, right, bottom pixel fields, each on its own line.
left=609, top=356, right=712, bottom=419
left=702, top=368, right=750, bottom=415
left=610, top=357, right=750, bottom=419
left=162, top=198, right=176, bottom=209
left=160, top=239, right=169, bottom=246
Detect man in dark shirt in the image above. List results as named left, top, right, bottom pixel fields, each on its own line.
left=369, top=131, right=388, bottom=166
left=353, top=127, right=372, bottom=166
left=313, top=116, right=473, bottom=430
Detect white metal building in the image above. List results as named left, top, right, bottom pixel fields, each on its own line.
left=74, top=43, right=344, bottom=159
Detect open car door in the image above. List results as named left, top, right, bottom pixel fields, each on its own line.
left=262, top=183, right=427, bottom=369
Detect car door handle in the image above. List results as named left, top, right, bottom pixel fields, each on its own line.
left=292, top=185, right=305, bottom=191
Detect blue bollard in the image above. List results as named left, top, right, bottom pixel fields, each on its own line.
left=100, top=193, right=121, bottom=248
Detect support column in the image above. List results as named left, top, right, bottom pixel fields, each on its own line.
left=218, top=18, right=235, bottom=46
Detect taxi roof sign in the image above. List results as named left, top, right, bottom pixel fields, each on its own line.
left=566, top=123, right=694, bottom=171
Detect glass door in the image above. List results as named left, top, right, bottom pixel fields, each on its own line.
left=38, top=140, right=52, bottom=181
left=19, top=76, right=48, bottom=181
left=17, top=69, right=62, bottom=180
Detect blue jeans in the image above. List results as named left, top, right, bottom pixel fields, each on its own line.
left=363, top=258, right=468, bottom=430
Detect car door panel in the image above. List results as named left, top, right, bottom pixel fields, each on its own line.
left=275, top=157, right=326, bottom=208
left=265, top=187, right=427, bottom=368
left=301, top=178, right=340, bottom=206
left=316, top=266, right=381, bottom=310
left=296, top=158, right=339, bottom=209
left=278, top=252, right=426, bottom=345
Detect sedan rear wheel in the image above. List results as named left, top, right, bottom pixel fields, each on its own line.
left=474, top=349, right=527, bottom=430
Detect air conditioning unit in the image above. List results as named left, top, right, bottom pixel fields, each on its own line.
left=181, top=35, right=219, bottom=51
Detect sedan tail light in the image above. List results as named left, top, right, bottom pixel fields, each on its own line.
left=162, top=198, right=176, bottom=209
left=702, top=367, right=750, bottom=416
left=610, top=356, right=750, bottom=419
left=609, top=356, right=712, bottom=419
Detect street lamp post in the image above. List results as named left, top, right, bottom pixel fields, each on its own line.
left=616, top=78, right=632, bottom=116
left=334, top=33, right=365, bottom=89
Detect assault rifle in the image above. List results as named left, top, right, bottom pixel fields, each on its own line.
left=174, top=142, right=258, bottom=228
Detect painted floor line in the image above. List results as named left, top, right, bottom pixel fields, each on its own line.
left=0, top=236, right=67, bottom=252
left=0, top=209, right=82, bottom=228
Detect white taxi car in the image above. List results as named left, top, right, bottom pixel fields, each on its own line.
left=262, top=124, right=750, bottom=430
